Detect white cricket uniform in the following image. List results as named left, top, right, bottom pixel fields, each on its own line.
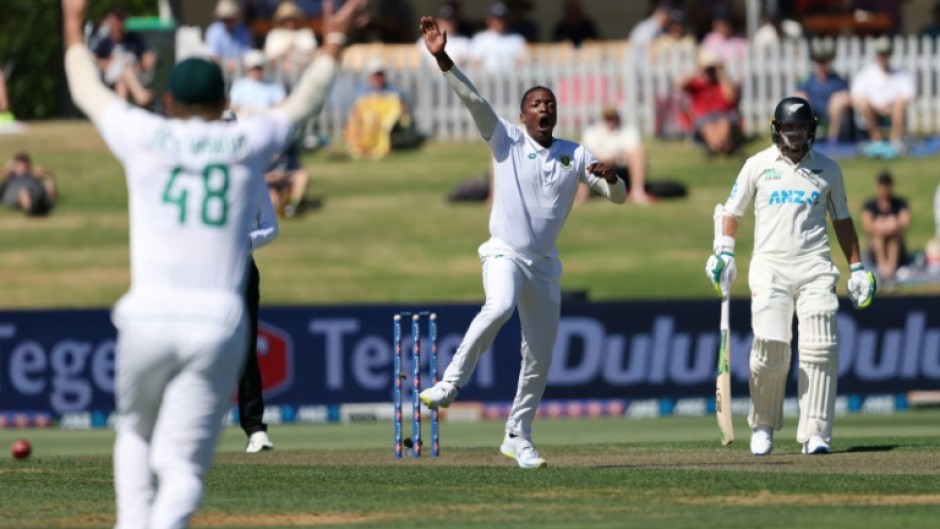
left=102, top=103, right=291, bottom=529
left=439, top=66, right=625, bottom=438
left=64, top=40, right=343, bottom=529
left=724, top=145, right=851, bottom=442
left=725, top=145, right=850, bottom=341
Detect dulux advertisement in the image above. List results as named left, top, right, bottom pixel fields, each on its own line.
left=1, top=298, right=938, bottom=421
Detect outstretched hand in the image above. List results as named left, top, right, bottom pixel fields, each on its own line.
left=322, top=0, right=369, bottom=38
left=587, top=162, right=618, bottom=183
left=420, top=16, right=447, bottom=56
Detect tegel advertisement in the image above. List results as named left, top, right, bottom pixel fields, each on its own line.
left=1, top=298, right=938, bottom=420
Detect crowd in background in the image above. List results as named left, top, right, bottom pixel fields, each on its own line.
left=3, top=0, right=940, bottom=283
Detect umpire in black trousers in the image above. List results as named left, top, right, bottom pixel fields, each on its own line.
left=242, top=257, right=273, bottom=452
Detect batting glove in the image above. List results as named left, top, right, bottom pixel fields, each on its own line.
left=847, top=263, right=876, bottom=309
left=705, top=250, right=736, bottom=295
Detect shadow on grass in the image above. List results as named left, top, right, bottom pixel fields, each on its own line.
left=841, top=445, right=900, bottom=453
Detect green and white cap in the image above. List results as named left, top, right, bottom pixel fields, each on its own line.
left=169, top=58, right=226, bottom=105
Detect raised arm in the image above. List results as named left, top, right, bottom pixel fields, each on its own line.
left=419, top=16, right=497, bottom=140
left=62, top=0, right=121, bottom=122
left=277, top=0, right=368, bottom=129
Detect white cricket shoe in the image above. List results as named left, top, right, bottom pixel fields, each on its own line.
left=802, top=435, right=830, bottom=455
left=246, top=431, right=274, bottom=453
left=419, top=381, right=458, bottom=410
left=500, top=433, right=547, bottom=469
left=750, top=426, right=774, bottom=456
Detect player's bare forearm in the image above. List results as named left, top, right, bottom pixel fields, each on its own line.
left=62, top=0, right=87, bottom=49
left=722, top=215, right=739, bottom=240
left=833, top=217, right=862, bottom=265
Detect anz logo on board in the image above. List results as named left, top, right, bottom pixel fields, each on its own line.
left=768, top=189, right=820, bottom=206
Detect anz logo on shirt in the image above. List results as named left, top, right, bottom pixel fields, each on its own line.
left=768, top=189, right=820, bottom=206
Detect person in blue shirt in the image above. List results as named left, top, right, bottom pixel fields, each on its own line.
left=796, top=42, right=852, bottom=143
left=206, top=0, right=253, bottom=74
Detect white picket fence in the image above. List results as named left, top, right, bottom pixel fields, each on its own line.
left=224, top=34, right=940, bottom=142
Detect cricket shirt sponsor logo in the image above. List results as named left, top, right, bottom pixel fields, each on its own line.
left=760, top=168, right=781, bottom=180
left=768, top=189, right=820, bottom=206
left=560, top=155, right=571, bottom=168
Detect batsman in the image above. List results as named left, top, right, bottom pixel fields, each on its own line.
left=706, top=96, right=876, bottom=456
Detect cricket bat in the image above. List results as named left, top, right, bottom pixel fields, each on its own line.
left=714, top=204, right=734, bottom=446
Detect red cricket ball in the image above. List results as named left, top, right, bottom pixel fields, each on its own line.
left=11, top=438, right=31, bottom=459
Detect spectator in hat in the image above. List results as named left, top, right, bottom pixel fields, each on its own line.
left=417, top=4, right=471, bottom=67
left=677, top=49, right=742, bottom=156
left=345, top=58, right=415, bottom=158
left=264, top=0, right=318, bottom=82
left=752, top=11, right=803, bottom=49
left=92, top=7, right=156, bottom=107
left=469, top=2, right=527, bottom=73
left=580, top=107, right=651, bottom=205
left=0, top=152, right=58, bottom=217
left=796, top=40, right=851, bottom=144
left=552, top=0, right=599, bottom=47
left=229, top=50, right=286, bottom=119
left=206, top=0, right=253, bottom=73
left=861, top=171, right=910, bottom=282
left=851, top=36, right=914, bottom=153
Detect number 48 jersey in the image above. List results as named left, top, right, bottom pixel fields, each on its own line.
left=724, top=145, right=851, bottom=260
left=98, top=102, right=291, bottom=296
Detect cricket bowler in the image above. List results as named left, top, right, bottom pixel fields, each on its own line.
left=416, top=15, right=627, bottom=469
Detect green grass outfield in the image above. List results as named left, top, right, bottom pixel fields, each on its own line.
left=2, top=122, right=940, bottom=308
left=2, top=412, right=940, bottom=529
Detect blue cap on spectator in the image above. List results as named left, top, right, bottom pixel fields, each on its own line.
left=489, top=2, right=509, bottom=18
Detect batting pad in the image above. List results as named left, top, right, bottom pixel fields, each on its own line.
left=748, top=338, right=791, bottom=431
left=797, top=311, right=839, bottom=443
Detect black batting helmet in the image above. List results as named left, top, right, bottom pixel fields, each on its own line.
left=770, top=96, right=818, bottom=159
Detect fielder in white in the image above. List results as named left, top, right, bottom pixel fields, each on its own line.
left=62, top=1, right=365, bottom=527
left=416, top=16, right=626, bottom=469
left=706, top=96, right=876, bottom=456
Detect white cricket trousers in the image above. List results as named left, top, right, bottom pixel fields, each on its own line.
left=111, top=289, right=247, bottom=529
left=748, top=254, right=840, bottom=443
left=442, top=239, right=562, bottom=438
